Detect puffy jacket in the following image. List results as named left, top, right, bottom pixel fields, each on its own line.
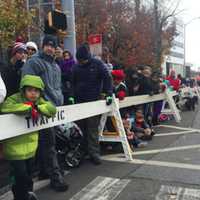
left=1, top=60, right=25, bottom=96
left=21, top=51, right=63, bottom=106
left=0, top=74, right=6, bottom=103
left=1, top=75, right=56, bottom=160
left=72, top=57, right=112, bottom=103
left=166, top=76, right=180, bottom=91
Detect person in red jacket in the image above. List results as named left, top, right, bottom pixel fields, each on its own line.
left=166, top=70, right=181, bottom=91
left=111, top=69, right=127, bottom=100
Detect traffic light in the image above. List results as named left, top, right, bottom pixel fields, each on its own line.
left=48, top=10, right=67, bottom=31
left=44, top=10, right=68, bottom=36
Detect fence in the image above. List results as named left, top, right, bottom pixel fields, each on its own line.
left=0, top=89, right=180, bottom=161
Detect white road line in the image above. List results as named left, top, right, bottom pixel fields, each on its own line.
left=102, top=156, right=200, bottom=171
left=133, top=144, right=200, bottom=155
left=155, top=185, right=200, bottom=200
left=156, top=125, right=200, bottom=132
left=155, top=130, right=196, bottom=137
left=69, top=176, right=130, bottom=200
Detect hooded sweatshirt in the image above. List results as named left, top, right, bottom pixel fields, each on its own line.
left=1, top=75, right=56, bottom=160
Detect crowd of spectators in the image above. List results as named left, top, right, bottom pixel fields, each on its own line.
left=0, top=35, right=199, bottom=200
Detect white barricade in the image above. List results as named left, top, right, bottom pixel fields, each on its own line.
left=0, top=89, right=180, bottom=161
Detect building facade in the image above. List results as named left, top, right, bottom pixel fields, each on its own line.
left=162, top=20, right=185, bottom=77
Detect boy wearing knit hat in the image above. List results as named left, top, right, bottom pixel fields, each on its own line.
left=1, top=75, right=56, bottom=200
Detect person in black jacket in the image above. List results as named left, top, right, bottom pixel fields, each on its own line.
left=136, top=66, right=154, bottom=126
left=1, top=42, right=27, bottom=96
left=72, top=44, right=113, bottom=165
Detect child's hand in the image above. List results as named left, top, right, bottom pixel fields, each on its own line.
left=24, top=101, right=39, bottom=121
left=31, top=108, right=39, bottom=121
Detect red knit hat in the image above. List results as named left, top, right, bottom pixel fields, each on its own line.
left=112, top=70, right=125, bottom=81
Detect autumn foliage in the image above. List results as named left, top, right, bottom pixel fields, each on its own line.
left=0, top=0, right=33, bottom=48
left=75, top=0, right=177, bottom=69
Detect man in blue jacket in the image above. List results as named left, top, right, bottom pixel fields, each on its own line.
left=21, top=35, right=68, bottom=192
left=72, top=45, right=113, bottom=165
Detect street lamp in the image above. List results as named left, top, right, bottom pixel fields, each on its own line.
left=184, top=17, right=200, bottom=76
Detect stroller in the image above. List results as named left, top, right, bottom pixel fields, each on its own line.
left=55, top=122, right=84, bottom=168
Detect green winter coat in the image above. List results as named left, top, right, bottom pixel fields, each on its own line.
left=1, top=75, right=57, bottom=160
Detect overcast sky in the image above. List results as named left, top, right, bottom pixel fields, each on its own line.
left=180, top=0, right=200, bottom=68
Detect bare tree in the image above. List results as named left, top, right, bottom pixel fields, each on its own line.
left=153, top=0, right=183, bottom=68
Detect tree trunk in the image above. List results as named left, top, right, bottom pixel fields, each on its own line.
left=153, top=0, right=162, bottom=69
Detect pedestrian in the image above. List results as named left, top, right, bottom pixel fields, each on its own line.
left=112, top=69, right=127, bottom=101
left=1, top=42, right=27, bottom=96
left=21, top=35, right=69, bottom=192
left=26, top=41, right=38, bottom=59
left=59, top=50, right=76, bottom=105
left=72, top=44, right=113, bottom=165
left=125, top=68, right=140, bottom=96
left=166, top=70, right=181, bottom=91
left=0, top=74, right=6, bottom=103
left=136, top=66, right=154, bottom=125
left=1, top=75, right=56, bottom=200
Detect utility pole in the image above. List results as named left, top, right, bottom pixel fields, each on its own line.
left=61, top=0, right=76, bottom=57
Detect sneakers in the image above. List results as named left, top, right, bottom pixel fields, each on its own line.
left=28, top=192, right=39, bottom=200
left=50, top=179, right=69, bottom=192
left=90, top=156, right=102, bottom=165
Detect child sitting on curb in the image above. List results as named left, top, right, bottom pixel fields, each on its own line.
left=1, top=75, right=56, bottom=200
left=132, top=109, right=154, bottom=141
left=122, top=113, right=147, bottom=150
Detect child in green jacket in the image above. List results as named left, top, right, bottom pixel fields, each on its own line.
left=1, top=75, right=56, bottom=200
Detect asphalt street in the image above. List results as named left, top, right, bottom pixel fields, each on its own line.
left=1, top=107, right=200, bottom=200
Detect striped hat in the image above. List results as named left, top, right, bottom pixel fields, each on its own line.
left=12, top=42, right=27, bottom=56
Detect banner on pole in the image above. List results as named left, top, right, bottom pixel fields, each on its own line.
left=88, top=34, right=102, bottom=56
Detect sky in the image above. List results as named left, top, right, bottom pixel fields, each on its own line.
left=180, top=0, right=200, bottom=69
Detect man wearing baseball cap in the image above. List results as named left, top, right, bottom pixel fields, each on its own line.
left=22, top=35, right=68, bottom=192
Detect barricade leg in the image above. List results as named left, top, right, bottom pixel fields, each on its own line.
left=98, top=97, right=133, bottom=161
left=165, top=90, right=181, bottom=123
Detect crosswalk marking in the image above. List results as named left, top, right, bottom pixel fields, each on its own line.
left=69, top=176, right=130, bottom=200
left=156, top=185, right=200, bottom=200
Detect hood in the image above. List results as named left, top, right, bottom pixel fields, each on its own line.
left=20, top=75, right=45, bottom=91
